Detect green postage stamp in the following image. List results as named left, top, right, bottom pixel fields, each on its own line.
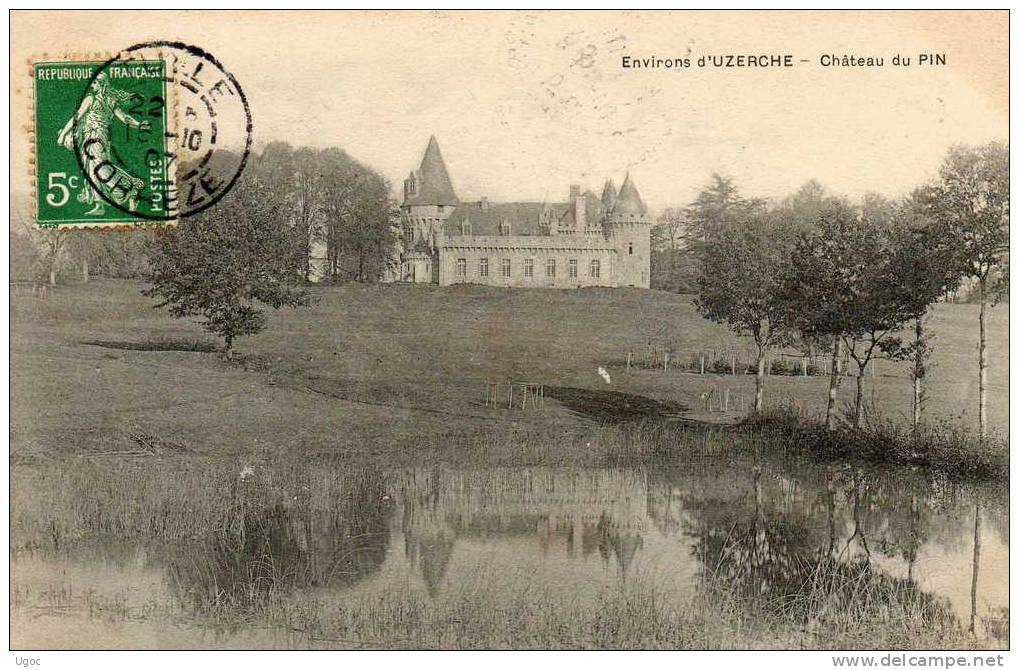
left=33, top=59, right=171, bottom=227
left=31, top=43, right=253, bottom=229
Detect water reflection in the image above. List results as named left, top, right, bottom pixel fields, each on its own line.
left=395, top=468, right=649, bottom=593
left=660, top=463, right=960, bottom=629
left=164, top=469, right=393, bottom=612
left=382, top=460, right=1006, bottom=637
left=12, top=456, right=1009, bottom=645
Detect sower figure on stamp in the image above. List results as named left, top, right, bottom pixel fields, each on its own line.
left=56, top=72, right=147, bottom=215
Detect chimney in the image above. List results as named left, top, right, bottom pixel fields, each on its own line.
left=404, top=172, right=418, bottom=201
left=572, top=186, right=586, bottom=232
left=480, top=197, right=489, bottom=211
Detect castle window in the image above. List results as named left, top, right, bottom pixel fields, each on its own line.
left=628, top=242, right=633, bottom=255
left=501, top=259, right=512, bottom=277
left=479, top=258, right=489, bottom=277
left=409, top=228, right=416, bottom=241
left=524, top=258, right=534, bottom=278
left=500, top=221, right=511, bottom=236
left=546, top=258, right=556, bottom=278
left=456, top=258, right=467, bottom=278
left=590, top=259, right=601, bottom=278
left=568, top=259, right=578, bottom=279
left=461, top=220, right=472, bottom=235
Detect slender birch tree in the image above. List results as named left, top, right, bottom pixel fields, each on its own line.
left=916, top=143, right=1009, bottom=441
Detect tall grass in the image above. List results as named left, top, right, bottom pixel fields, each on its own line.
left=741, top=408, right=1008, bottom=481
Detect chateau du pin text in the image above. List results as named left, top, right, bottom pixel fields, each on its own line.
left=621, top=52, right=947, bottom=69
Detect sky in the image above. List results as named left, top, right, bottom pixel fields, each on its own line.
left=10, top=10, right=1008, bottom=211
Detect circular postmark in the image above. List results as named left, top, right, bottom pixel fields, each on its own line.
left=72, top=41, right=252, bottom=221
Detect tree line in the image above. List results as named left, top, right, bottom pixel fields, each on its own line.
left=683, top=142, right=1007, bottom=441
left=12, top=143, right=400, bottom=359
left=143, top=143, right=399, bottom=357
left=11, top=142, right=399, bottom=287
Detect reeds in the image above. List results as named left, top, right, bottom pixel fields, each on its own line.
left=741, top=408, right=1008, bottom=481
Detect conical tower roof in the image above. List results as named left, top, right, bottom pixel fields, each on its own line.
left=613, top=173, right=648, bottom=217
left=601, top=179, right=618, bottom=210
left=405, top=136, right=459, bottom=207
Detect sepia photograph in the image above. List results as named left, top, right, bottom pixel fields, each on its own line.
left=7, top=9, right=1010, bottom=658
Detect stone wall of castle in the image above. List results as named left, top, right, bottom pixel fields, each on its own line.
left=606, top=220, right=652, bottom=288
left=437, top=237, right=617, bottom=288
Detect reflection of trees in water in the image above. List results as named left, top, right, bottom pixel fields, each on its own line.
left=680, top=465, right=824, bottom=615
left=654, top=460, right=968, bottom=630
left=164, top=469, right=393, bottom=614
left=404, top=523, right=455, bottom=598
left=593, top=512, right=644, bottom=576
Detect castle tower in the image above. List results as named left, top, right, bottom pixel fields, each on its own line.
left=604, top=173, right=652, bottom=288
left=400, top=136, right=459, bottom=282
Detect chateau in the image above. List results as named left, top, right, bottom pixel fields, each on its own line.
left=394, top=137, right=652, bottom=288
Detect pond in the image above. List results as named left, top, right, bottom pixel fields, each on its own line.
left=10, top=453, right=1008, bottom=649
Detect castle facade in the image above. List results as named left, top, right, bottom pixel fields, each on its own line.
left=394, top=137, right=652, bottom=289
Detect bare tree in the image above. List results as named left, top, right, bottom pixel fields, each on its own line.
left=13, top=207, right=65, bottom=286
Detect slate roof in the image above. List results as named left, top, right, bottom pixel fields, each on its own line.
left=446, top=187, right=611, bottom=237
left=601, top=179, right=618, bottom=210
left=583, top=190, right=606, bottom=225
left=441, top=234, right=615, bottom=251
left=613, top=173, right=648, bottom=217
left=404, top=136, right=459, bottom=207
left=445, top=201, right=547, bottom=236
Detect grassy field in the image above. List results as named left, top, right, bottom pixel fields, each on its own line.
left=10, top=281, right=1008, bottom=650
left=10, top=279, right=1008, bottom=462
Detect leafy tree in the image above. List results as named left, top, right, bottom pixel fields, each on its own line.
left=838, top=196, right=921, bottom=428
left=685, top=174, right=764, bottom=254
left=784, top=199, right=860, bottom=429
left=253, top=145, right=398, bottom=284
left=650, top=208, right=690, bottom=292
left=787, top=196, right=930, bottom=430
left=320, top=153, right=399, bottom=282
left=671, top=175, right=766, bottom=294
left=775, top=180, right=836, bottom=232
left=63, top=230, right=115, bottom=283
left=242, top=143, right=323, bottom=281
left=754, top=181, right=842, bottom=365
left=36, top=229, right=63, bottom=286
left=697, top=209, right=794, bottom=411
left=880, top=197, right=963, bottom=434
left=143, top=180, right=308, bottom=357
left=915, top=143, right=1009, bottom=440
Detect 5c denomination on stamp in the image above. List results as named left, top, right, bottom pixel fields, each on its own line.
left=32, top=41, right=252, bottom=229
